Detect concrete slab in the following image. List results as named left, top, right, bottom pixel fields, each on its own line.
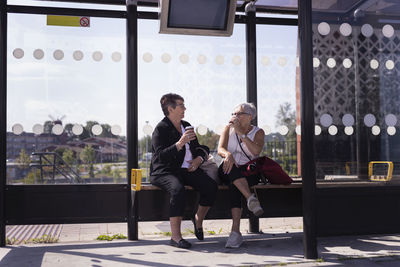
left=2, top=218, right=400, bottom=266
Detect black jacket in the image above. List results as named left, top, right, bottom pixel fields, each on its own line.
left=149, top=117, right=209, bottom=178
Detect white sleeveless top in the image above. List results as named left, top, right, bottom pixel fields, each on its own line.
left=227, top=125, right=261, bottom=165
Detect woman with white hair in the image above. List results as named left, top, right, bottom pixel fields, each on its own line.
left=217, top=102, right=265, bottom=248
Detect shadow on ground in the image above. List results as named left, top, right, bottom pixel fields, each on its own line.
left=1, top=232, right=400, bottom=266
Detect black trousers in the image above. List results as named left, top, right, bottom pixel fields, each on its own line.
left=150, top=168, right=218, bottom=217
left=218, top=164, right=259, bottom=209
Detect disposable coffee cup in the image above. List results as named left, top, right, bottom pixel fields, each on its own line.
left=185, top=126, right=195, bottom=143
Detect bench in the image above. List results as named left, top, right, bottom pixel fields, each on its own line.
left=132, top=182, right=303, bottom=235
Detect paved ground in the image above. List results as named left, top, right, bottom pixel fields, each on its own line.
left=1, top=217, right=400, bottom=266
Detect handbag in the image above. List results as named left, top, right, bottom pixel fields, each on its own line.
left=199, top=154, right=220, bottom=184
left=236, top=133, right=293, bottom=185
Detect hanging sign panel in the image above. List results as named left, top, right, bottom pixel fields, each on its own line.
left=47, top=15, right=90, bottom=27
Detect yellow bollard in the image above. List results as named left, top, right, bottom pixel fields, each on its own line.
left=131, top=169, right=142, bottom=191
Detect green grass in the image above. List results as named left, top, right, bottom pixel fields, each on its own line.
left=96, top=233, right=127, bottom=241
left=24, top=234, right=58, bottom=244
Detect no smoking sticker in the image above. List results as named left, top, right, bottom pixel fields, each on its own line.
left=80, top=17, right=90, bottom=27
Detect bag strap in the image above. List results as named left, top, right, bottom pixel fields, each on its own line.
left=235, top=133, right=252, bottom=162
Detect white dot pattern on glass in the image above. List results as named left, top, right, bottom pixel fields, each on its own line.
left=232, top=56, right=242, bottom=65
left=328, top=125, right=338, bottom=135
left=12, top=123, right=24, bottom=135
left=197, top=124, right=208, bottom=135
left=278, top=57, right=287, bottom=66
left=72, top=124, right=83, bottom=135
left=261, top=56, right=270, bottom=66
left=52, top=124, right=63, bottom=135
left=387, top=127, right=396, bottom=136
left=143, top=52, right=153, bottom=63
left=320, top=114, right=333, bottom=127
left=318, top=22, right=330, bottom=35
left=342, top=114, right=355, bottom=127
left=370, top=59, right=379, bottom=69
left=13, top=48, right=24, bottom=59
left=371, top=125, right=380, bottom=135
left=112, top=124, right=122, bottom=135
left=33, top=49, right=44, bottom=60
left=382, top=24, right=394, bottom=38
left=142, top=124, right=152, bottom=136
left=361, top=24, right=374, bottom=37
left=313, top=58, right=320, bottom=68
left=32, top=124, right=44, bottom=135
left=73, top=50, right=84, bottom=61
left=112, top=52, right=122, bottom=62
left=385, top=114, right=397, bottom=126
left=343, top=58, right=352, bottom=68
left=295, top=125, right=301, bottom=135
left=161, top=53, right=171, bottom=63
left=339, top=23, right=352, bottom=36
left=179, top=54, right=189, bottom=64
left=92, top=124, right=103, bottom=135
left=215, top=55, right=224, bottom=65
left=197, top=54, right=207, bottom=64
left=364, top=114, right=376, bottom=127
left=278, top=125, right=289, bottom=135
left=327, top=58, right=336, bottom=68
left=261, top=125, right=271, bottom=135
left=315, top=125, right=321, bottom=135
left=344, top=126, right=354, bottom=135
left=53, top=49, right=64, bottom=60
left=385, top=60, right=394, bottom=70
left=92, top=51, right=103, bottom=62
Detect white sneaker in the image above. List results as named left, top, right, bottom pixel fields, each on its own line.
left=225, top=231, right=243, bottom=248
left=247, top=194, right=264, bottom=216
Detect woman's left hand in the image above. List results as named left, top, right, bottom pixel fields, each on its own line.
left=187, top=156, right=203, bottom=172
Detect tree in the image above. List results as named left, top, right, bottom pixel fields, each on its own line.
left=16, top=149, right=31, bottom=169
left=80, top=145, right=96, bottom=178
left=196, top=130, right=219, bottom=151
left=64, top=123, right=74, bottom=139
left=275, top=102, right=296, bottom=131
left=138, top=135, right=152, bottom=159
left=62, top=149, right=75, bottom=166
left=43, top=120, right=53, bottom=134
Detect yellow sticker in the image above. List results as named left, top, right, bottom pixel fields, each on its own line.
left=47, top=15, right=90, bottom=27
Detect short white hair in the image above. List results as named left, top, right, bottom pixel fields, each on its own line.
left=234, top=103, right=257, bottom=119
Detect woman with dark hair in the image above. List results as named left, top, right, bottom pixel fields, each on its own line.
left=218, top=102, right=265, bottom=248
left=149, top=93, right=218, bottom=249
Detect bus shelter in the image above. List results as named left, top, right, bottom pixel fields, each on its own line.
left=1, top=0, right=400, bottom=259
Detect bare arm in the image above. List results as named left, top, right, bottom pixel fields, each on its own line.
left=218, top=125, right=236, bottom=174
left=240, top=128, right=265, bottom=156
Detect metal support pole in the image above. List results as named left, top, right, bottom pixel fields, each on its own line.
left=245, top=5, right=260, bottom=234
left=298, top=0, right=318, bottom=259
left=246, top=7, right=257, bottom=111
left=126, top=0, right=139, bottom=241
left=0, top=0, right=7, bottom=247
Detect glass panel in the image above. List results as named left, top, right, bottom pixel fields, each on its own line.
left=138, top=19, right=246, bottom=181
left=7, top=13, right=126, bottom=184
left=256, top=24, right=299, bottom=178
left=312, top=0, right=400, bottom=185
left=8, top=0, right=126, bottom=10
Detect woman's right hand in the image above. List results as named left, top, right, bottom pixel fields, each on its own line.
left=176, top=128, right=196, bottom=150
left=222, top=152, right=236, bottom=174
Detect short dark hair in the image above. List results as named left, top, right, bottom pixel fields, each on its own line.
left=160, top=93, right=184, bottom=116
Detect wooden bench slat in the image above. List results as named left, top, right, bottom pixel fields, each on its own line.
left=139, top=183, right=302, bottom=190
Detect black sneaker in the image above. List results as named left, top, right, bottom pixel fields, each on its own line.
left=170, top=238, right=192, bottom=249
